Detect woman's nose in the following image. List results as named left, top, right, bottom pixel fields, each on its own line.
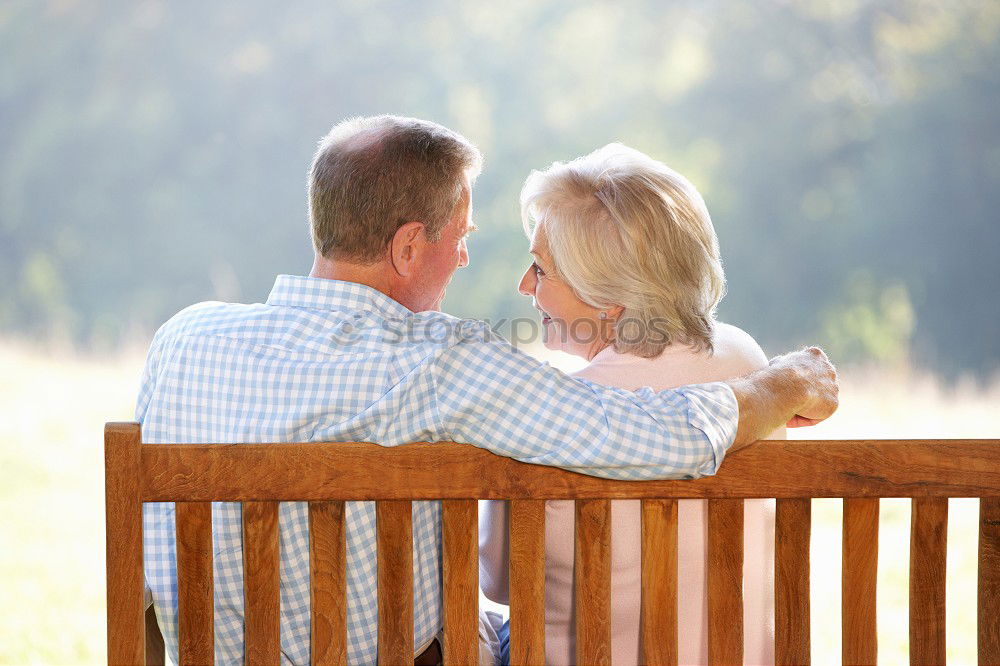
left=517, top=266, right=535, bottom=296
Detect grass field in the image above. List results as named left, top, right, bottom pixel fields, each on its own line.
left=1, top=341, right=996, bottom=664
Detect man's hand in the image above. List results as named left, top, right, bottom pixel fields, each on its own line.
left=727, top=346, right=839, bottom=446
left=769, top=347, right=839, bottom=427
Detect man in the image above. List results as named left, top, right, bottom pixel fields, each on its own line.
left=137, top=115, right=838, bottom=664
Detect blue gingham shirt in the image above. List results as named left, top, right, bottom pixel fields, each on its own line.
left=137, top=275, right=738, bottom=665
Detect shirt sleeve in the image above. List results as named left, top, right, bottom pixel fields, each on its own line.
left=428, top=334, right=739, bottom=480
left=134, top=328, right=166, bottom=423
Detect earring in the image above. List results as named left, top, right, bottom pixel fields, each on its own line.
left=599, top=311, right=608, bottom=320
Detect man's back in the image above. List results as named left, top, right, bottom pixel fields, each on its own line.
left=138, top=274, right=739, bottom=664
left=140, top=276, right=458, bottom=664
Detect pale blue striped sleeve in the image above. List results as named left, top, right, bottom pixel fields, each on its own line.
left=134, top=327, right=167, bottom=423
left=429, top=335, right=739, bottom=480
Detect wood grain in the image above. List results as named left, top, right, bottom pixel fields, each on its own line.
left=980, top=497, right=1000, bottom=664
left=509, top=499, right=545, bottom=665
left=641, top=499, right=678, bottom=666
left=140, top=439, right=1000, bottom=501
left=376, top=500, right=413, bottom=665
left=909, top=497, right=948, bottom=664
left=242, top=501, right=281, bottom=666
left=442, top=500, right=479, bottom=665
left=575, top=499, right=612, bottom=665
left=842, top=498, right=879, bottom=666
left=176, top=501, right=214, bottom=665
left=105, top=422, right=145, bottom=666
left=774, top=498, right=811, bottom=665
left=309, top=501, right=346, bottom=666
left=707, top=499, right=744, bottom=664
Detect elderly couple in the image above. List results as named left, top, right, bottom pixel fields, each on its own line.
left=138, top=115, right=837, bottom=665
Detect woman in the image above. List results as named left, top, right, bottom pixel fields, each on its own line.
left=479, top=143, right=781, bottom=665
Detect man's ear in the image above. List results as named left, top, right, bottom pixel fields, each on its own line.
left=389, top=221, right=427, bottom=277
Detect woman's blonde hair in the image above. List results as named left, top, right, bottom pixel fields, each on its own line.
left=520, top=143, right=725, bottom=357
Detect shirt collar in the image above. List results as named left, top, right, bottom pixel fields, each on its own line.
left=265, top=275, right=412, bottom=319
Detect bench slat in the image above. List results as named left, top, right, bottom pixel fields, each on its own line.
left=509, top=499, right=545, bottom=665
left=775, top=498, right=811, bottom=665
left=177, top=502, right=214, bottom=665
left=243, top=501, right=281, bottom=665
left=105, top=422, right=145, bottom=666
left=980, top=497, right=1000, bottom=663
left=309, top=501, right=347, bottom=666
left=442, top=500, right=479, bottom=665
left=641, top=499, right=678, bottom=666
left=377, top=500, right=413, bottom=664
left=576, top=499, right=612, bottom=665
left=140, top=439, right=1000, bottom=501
left=842, top=498, right=879, bottom=665
left=707, top=499, right=744, bottom=664
left=909, top=497, right=948, bottom=664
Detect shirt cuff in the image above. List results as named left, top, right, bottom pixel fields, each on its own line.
left=676, top=381, right=739, bottom=477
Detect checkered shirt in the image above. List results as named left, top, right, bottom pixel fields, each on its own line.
left=136, top=274, right=738, bottom=665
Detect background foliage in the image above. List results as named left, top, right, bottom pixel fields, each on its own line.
left=4, top=4, right=999, bottom=663
left=2, top=0, right=998, bottom=376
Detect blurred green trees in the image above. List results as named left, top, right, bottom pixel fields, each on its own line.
left=1, top=0, right=997, bottom=376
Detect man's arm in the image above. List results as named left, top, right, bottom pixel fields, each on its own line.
left=135, top=331, right=165, bottom=423
left=427, top=336, right=837, bottom=480
left=726, top=346, right=839, bottom=448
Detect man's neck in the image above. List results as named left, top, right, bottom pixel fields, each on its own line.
left=309, top=253, right=410, bottom=309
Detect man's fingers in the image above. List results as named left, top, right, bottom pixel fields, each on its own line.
left=786, top=415, right=824, bottom=428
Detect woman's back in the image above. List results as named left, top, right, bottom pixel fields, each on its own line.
left=543, top=323, right=779, bottom=665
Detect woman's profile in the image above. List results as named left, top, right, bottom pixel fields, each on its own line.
left=480, top=143, right=782, bottom=665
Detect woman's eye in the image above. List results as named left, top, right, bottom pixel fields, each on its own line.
left=532, top=262, right=545, bottom=276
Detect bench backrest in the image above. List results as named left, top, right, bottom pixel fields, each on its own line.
left=104, top=422, right=1000, bottom=665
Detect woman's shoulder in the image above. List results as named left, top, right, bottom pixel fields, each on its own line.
left=572, top=322, right=768, bottom=388
left=712, top=323, right=787, bottom=439
left=710, top=322, right=769, bottom=375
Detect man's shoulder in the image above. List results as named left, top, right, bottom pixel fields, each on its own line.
left=404, top=311, right=532, bottom=368
left=409, top=311, right=500, bottom=345
left=153, top=300, right=262, bottom=345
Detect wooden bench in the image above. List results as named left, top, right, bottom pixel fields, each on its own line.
left=105, top=422, right=1000, bottom=665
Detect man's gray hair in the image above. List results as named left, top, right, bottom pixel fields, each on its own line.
left=309, top=115, right=483, bottom=263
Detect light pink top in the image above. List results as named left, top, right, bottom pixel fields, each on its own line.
left=479, top=323, right=780, bottom=665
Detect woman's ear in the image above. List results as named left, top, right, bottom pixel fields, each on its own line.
left=389, top=221, right=426, bottom=277
left=607, top=304, right=625, bottom=320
